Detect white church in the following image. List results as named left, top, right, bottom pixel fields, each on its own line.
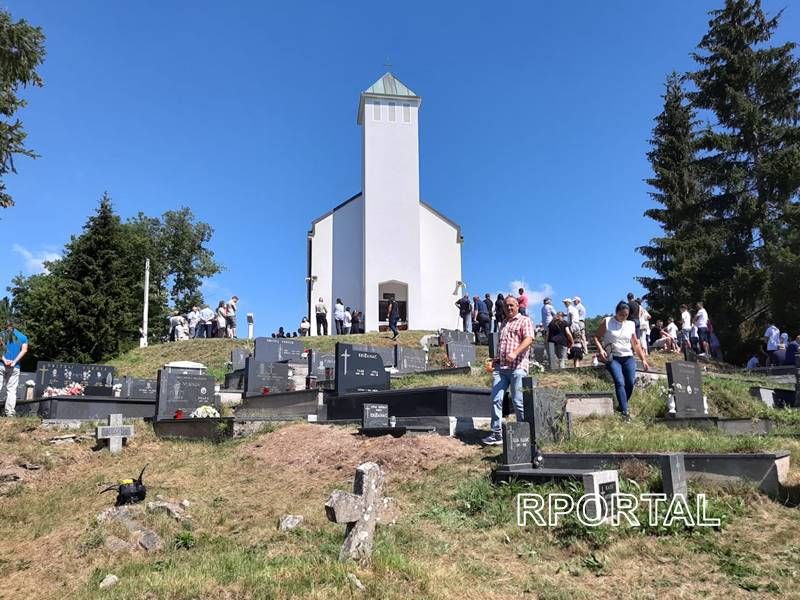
left=307, top=73, right=464, bottom=334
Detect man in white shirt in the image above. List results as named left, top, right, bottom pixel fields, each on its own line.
left=665, top=317, right=678, bottom=340
left=187, top=306, right=200, bottom=338
left=334, top=299, right=345, bottom=335
left=763, top=322, right=781, bottom=366
left=679, top=304, right=691, bottom=349
left=694, top=302, right=710, bottom=355
left=197, top=305, right=215, bottom=338
left=563, top=298, right=582, bottom=351
left=573, top=296, right=588, bottom=352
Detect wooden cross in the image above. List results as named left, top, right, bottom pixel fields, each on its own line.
left=96, top=414, right=134, bottom=455
left=325, top=462, right=398, bottom=563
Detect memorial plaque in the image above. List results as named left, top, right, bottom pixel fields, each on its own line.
left=362, top=403, right=389, bottom=429
left=253, top=337, right=305, bottom=364
left=123, top=377, right=158, bottom=399
left=334, top=343, right=390, bottom=395
left=522, top=381, right=569, bottom=446
left=582, top=470, right=619, bottom=522
left=394, top=346, right=427, bottom=374
left=244, top=358, right=291, bottom=395
left=308, top=350, right=336, bottom=380
left=446, top=342, right=476, bottom=368
left=156, top=370, right=217, bottom=421
left=666, top=361, right=706, bottom=418
left=231, top=348, right=249, bottom=371
left=35, top=361, right=115, bottom=393
left=501, top=421, right=533, bottom=470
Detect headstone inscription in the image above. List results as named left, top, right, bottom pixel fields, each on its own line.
left=254, top=338, right=306, bottom=364
left=244, top=358, right=291, bottom=395
left=334, top=343, right=390, bottom=395
left=522, top=381, right=570, bottom=446
left=582, top=470, right=619, bottom=522
left=35, top=361, right=115, bottom=395
left=351, top=344, right=394, bottom=368
left=394, top=346, right=426, bottom=374
left=96, top=414, right=134, bottom=455
left=122, top=377, right=158, bottom=399
left=501, top=421, right=533, bottom=471
left=446, top=343, right=476, bottom=368
left=440, top=329, right=474, bottom=345
left=308, top=350, right=336, bottom=380
left=278, top=339, right=306, bottom=364
left=230, top=348, right=249, bottom=371
left=155, top=370, right=217, bottom=421
left=362, top=403, right=389, bottom=429
left=666, top=361, right=707, bottom=418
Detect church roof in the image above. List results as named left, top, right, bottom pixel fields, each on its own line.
left=363, top=72, right=417, bottom=97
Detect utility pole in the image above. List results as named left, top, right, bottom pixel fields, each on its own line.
left=139, top=258, right=150, bottom=348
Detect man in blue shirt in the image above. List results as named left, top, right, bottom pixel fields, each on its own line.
left=2, top=321, right=28, bottom=417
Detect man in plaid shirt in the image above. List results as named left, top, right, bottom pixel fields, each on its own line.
left=482, top=296, right=535, bottom=445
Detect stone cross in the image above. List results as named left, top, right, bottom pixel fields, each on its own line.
left=324, top=462, right=397, bottom=563
left=96, top=414, right=134, bottom=455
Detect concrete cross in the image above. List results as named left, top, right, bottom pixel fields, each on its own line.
left=96, top=414, right=134, bottom=455
left=325, top=462, right=398, bottom=563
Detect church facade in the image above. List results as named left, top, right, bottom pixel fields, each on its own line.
left=307, top=73, right=463, bottom=334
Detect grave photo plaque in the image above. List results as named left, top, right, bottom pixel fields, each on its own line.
left=334, top=343, right=390, bottom=395
left=35, top=361, right=115, bottom=393
left=156, top=370, right=217, bottom=421
left=308, top=350, right=336, bottom=380
left=666, top=361, right=706, bottom=418
left=394, top=346, right=427, bottom=374
left=362, top=403, right=389, bottom=429
left=446, top=343, right=476, bottom=368
left=244, top=359, right=291, bottom=395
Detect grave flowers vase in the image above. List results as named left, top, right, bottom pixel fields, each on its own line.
left=174, top=409, right=185, bottom=419
left=261, top=387, right=270, bottom=395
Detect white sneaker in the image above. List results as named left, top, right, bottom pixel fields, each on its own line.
left=481, top=432, right=503, bottom=446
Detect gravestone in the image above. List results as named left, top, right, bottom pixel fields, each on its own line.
left=440, top=329, right=474, bottom=345
left=522, top=381, right=569, bottom=446
left=35, top=361, right=115, bottom=395
left=324, top=462, right=398, bottom=563
left=244, top=359, right=291, bottom=395
left=446, top=343, right=476, bottom=368
left=582, top=470, right=619, bottom=522
left=308, top=350, right=336, bottom=380
left=96, top=414, right=134, bottom=455
left=352, top=344, right=394, bottom=368
left=487, top=333, right=499, bottom=359
left=254, top=337, right=305, bottom=364
left=501, top=421, right=533, bottom=471
left=155, top=370, right=217, bottom=421
left=362, top=403, right=389, bottom=429
left=394, top=346, right=426, bottom=374
left=122, top=377, right=157, bottom=399
left=278, top=339, right=306, bottom=364
left=230, top=348, right=249, bottom=371
left=661, top=454, right=687, bottom=498
left=683, top=346, right=699, bottom=363
left=666, top=361, right=707, bottom=418
left=334, top=343, right=390, bottom=396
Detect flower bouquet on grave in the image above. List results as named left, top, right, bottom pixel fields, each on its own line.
left=25, top=379, right=35, bottom=388
left=65, top=383, right=85, bottom=396
left=530, top=361, right=545, bottom=374
left=190, top=405, right=220, bottom=419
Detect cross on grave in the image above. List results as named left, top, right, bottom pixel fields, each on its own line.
left=340, top=349, right=350, bottom=376
left=324, top=462, right=398, bottom=563
left=96, top=414, right=134, bottom=455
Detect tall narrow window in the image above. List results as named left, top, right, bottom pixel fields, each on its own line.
left=402, top=103, right=411, bottom=123
left=388, top=102, right=396, bottom=122
left=373, top=101, right=381, bottom=121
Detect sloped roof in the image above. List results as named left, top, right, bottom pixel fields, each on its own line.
left=364, top=72, right=417, bottom=97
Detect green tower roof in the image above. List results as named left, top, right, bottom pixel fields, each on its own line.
left=363, top=72, right=417, bottom=97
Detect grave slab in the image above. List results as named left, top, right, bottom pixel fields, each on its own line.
left=243, top=359, right=291, bottom=396
left=334, top=343, right=390, bottom=396
left=152, top=417, right=233, bottom=442
left=521, top=382, right=570, bottom=446
left=446, top=342, right=476, bottom=368
left=155, top=370, right=217, bottom=421
left=394, top=347, right=427, bottom=374
left=233, top=390, right=317, bottom=420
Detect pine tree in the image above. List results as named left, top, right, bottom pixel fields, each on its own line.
left=687, top=0, right=800, bottom=355
left=638, top=73, right=711, bottom=318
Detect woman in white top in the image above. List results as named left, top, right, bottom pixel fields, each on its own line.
left=593, top=301, right=650, bottom=421
left=638, top=304, right=651, bottom=355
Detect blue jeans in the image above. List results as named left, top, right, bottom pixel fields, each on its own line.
left=490, top=368, right=526, bottom=434
left=462, top=314, right=472, bottom=333
left=389, top=318, right=399, bottom=336
left=606, top=355, right=636, bottom=415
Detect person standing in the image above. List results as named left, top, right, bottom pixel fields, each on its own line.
left=225, top=296, right=239, bottom=338
left=594, top=301, right=650, bottom=421
left=455, top=295, right=472, bottom=333
left=540, top=297, right=557, bottom=367
left=315, top=297, right=328, bottom=336
left=481, top=296, right=534, bottom=445
left=387, top=297, right=400, bottom=340
left=573, top=296, right=588, bottom=352
left=517, top=287, right=529, bottom=316
left=351, top=309, right=361, bottom=334
left=694, top=302, right=711, bottom=355
left=334, top=298, right=345, bottom=335
left=494, top=293, right=507, bottom=332
left=1, top=321, right=28, bottom=417
left=679, top=304, right=692, bottom=349
left=764, top=321, right=781, bottom=366
left=299, top=317, right=311, bottom=336
left=638, top=303, right=651, bottom=355
left=197, top=304, right=214, bottom=338
left=475, top=294, right=491, bottom=336
left=484, top=293, right=494, bottom=332
left=343, top=307, right=352, bottom=335
left=215, top=301, right=227, bottom=338
left=784, top=335, right=799, bottom=367
left=626, top=293, right=641, bottom=337
left=187, top=306, right=200, bottom=339
left=547, top=312, right=573, bottom=370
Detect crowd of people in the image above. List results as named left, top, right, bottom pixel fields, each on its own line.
left=747, top=323, right=800, bottom=369
left=167, top=296, right=239, bottom=341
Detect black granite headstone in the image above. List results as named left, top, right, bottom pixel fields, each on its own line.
left=278, top=339, right=306, bottom=364
left=155, top=370, right=217, bottom=421
left=308, top=350, right=336, bottom=380
left=362, top=403, right=389, bottom=429
left=244, top=358, right=291, bottom=395
left=35, top=362, right=115, bottom=396
left=440, top=329, right=475, bottom=345
left=231, top=348, right=249, bottom=371
left=661, top=454, right=687, bottom=498
left=522, top=381, right=569, bottom=446
left=501, top=421, right=533, bottom=470
left=334, top=343, right=390, bottom=395
left=446, top=343, right=476, bottom=368
left=394, top=346, right=427, bottom=374
left=351, top=344, right=394, bottom=368
left=487, top=333, right=499, bottom=359
left=123, top=377, right=158, bottom=399
left=666, top=361, right=705, bottom=418
left=253, top=337, right=281, bottom=362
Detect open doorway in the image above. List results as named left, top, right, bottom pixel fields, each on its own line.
left=378, top=280, right=408, bottom=330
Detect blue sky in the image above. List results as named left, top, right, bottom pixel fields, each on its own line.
left=1, top=1, right=798, bottom=336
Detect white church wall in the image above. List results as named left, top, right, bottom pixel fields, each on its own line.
left=362, top=97, right=422, bottom=332
left=309, top=214, right=333, bottom=336
left=419, top=204, right=463, bottom=331
left=331, top=194, right=365, bottom=319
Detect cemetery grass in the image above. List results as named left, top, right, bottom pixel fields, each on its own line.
left=2, top=421, right=800, bottom=599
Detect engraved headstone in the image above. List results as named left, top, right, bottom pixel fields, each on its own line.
left=230, top=348, right=249, bottom=371
left=394, top=346, right=427, bottom=374
left=487, top=332, right=499, bottom=359
left=35, top=361, right=115, bottom=395
left=446, top=342, right=476, bottom=368
left=440, top=329, right=474, bottom=345
left=96, top=414, right=134, bottom=454
left=123, top=377, right=158, bottom=399
left=362, top=403, right=389, bottom=429
left=253, top=337, right=281, bottom=362
left=155, top=370, right=217, bottom=421
left=660, top=454, right=687, bottom=499
left=244, top=358, right=291, bottom=395
left=351, top=344, right=394, bottom=368
left=308, top=350, right=336, bottom=380
left=582, top=470, right=619, bottom=523
left=334, top=343, right=390, bottom=395
left=666, top=361, right=706, bottom=418
left=522, top=381, right=569, bottom=446
left=501, top=421, right=533, bottom=471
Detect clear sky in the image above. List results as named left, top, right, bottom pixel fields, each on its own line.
left=1, top=1, right=797, bottom=336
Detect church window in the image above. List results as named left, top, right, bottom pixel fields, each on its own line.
left=373, top=101, right=381, bottom=121
left=402, top=103, right=411, bottom=123
left=388, top=102, right=396, bottom=122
